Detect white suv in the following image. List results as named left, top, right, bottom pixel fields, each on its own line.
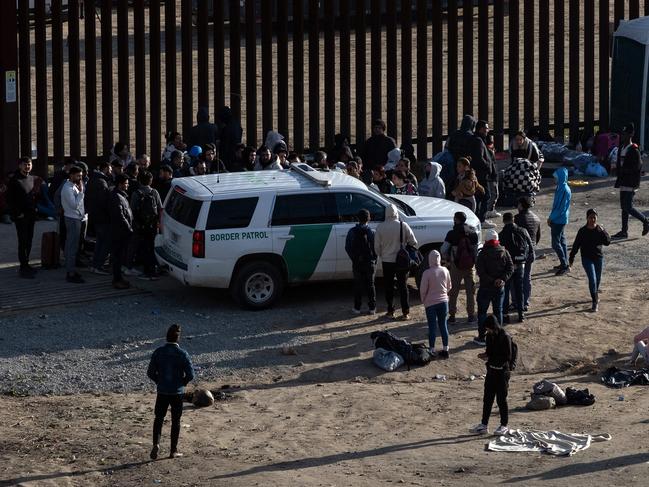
left=155, top=164, right=481, bottom=309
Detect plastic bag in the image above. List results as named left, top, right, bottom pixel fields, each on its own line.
left=584, top=162, right=608, bottom=177
left=373, top=348, right=405, bottom=371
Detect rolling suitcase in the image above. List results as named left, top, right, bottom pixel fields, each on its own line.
left=41, top=231, right=61, bottom=269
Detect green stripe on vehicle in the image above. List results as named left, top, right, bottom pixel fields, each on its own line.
left=282, top=224, right=333, bottom=281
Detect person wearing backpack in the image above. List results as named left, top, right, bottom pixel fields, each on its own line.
left=420, top=250, right=452, bottom=359
left=499, top=212, right=533, bottom=323
left=130, top=171, right=163, bottom=280
left=440, top=211, right=479, bottom=324
left=513, top=196, right=541, bottom=312
left=470, top=314, right=515, bottom=436
left=345, top=209, right=377, bottom=314
left=474, top=229, right=514, bottom=346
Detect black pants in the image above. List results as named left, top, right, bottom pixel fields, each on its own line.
left=134, top=231, right=157, bottom=274
left=382, top=261, right=409, bottom=314
left=152, top=393, right=183, bottom=450
left=111, top=235, right=130, bottom=282
left=353, top=264, right=376, bottom=311
left=503, top=264, right=525, bottom=316
left=481, top=368, right=510, bottom=426
left=14, top=217, right=35, bottom=267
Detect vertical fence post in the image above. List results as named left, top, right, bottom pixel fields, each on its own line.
left=165, top=0, right=177, bottom=135
left=84, top=0, right=97, bottom=165
left=18, top=0, right=31, bottom=159
left=197, top=0, right=209, bottom=110
left=68, top=0, right=81, bottom=160
left=245, top=0, right=257, bottom=147
left=370, top=0, right=381, bottom=122
left=277, top=0, right=289, bottom=140
left=308, top=0, right=320, bottom=150
left=400, top=0, right=412, bottom=148
left=584, top=0, right=595, bottom=137
left=52, top=0, right=65, bottom=162
left=117, top=0, right=130, bottom=145
left=292, top=0, right=304, bottom=152
left=355, top=0, right=366, bottom=149
left=432, top=0, right=443, bottom=153
left=493, top=0, right=504, bottom=150
left=478, top=0, right=488, bottom=122
left=538, top=0, right=550, bottom=137
left=261, top=0, right=273, bottom=138
left=386, top=0, right=397, bottom=141
left=150, top=0, right=161, bottom=165
left=447, top=0, right=458, bottom=134
left=462, top=1, right=474, bottom=116
left=229, top=0, right=241, bottom=121
left=35, top=0, right=48, bottom=174
left=134, top=0, right=146, bottom=156
left=339, top=0, right=351, bottom=140
left=0, top=0, right=19, bottom=173
left=630, top=0, right=640, bottom=18
left=554, top=0, right=564, bottom=141
left=508, top=0, right=519, bottom=140
left=324, top=0, right=336, bottom=149
left=213, top=0, right=225, bottom=115
left=416, top=0, right=428, bottom=160
left=101, top=0, right=113, bottom=157
left=523, top=0, right=534, bottom=132
left=181, top=0, right=193, bottom=141
left=614, top=0, right=624, bottom=30
left=599, top=0, right=610, bottom=132
left=569, top=0, right=580, bottom=145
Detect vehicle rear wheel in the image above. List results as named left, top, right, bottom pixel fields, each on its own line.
left=231, top=261, right=285, bottom=310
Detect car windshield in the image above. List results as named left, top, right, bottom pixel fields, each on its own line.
left=367, top=186, right=417, bottom=216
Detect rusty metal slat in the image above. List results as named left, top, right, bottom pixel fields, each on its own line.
left=400, top=0, right=412, bottom=148
left=181, top=0, right=193, bottom=140
left=493, top=0, right=504, bottom=150
left=51, top=0, right=65, bottom=162
left=308, top=0, right=319, bottom=150
left=584, top=0, right=595, bottom=137
left=599, top=0, right=610, bottom=132
left=478, top=0, right=488, bottom=122
left=276, top=0, right=289, bottom=139
left=630, top=0, right=640, bottom=18
left=18, top=0, right=31, bottom=158
left=462, top=0, right=473, bottom=117
left=68, top=0, right=81, bottom=159
left=165, top=0, right=177, bottom=134
left=370, top=0, right=381, bottom=121
left=432, top=0, right=443, bottom=154
left=523, top=0, right=534, bottom=132
left=292, top=0, right=304, bottom=152
left=149, top=0, right=161, bottom=165
left=354, top=0, right=366, bottom=148
left=447, top=0, right=458, bottom=134
left=416, top=0, right=428, bottom=160
left=134, top=0, right=146, bottom=156
left=117, top=0, right=130, bottom=144
left=339, top=0, right=351, bottom=140
left=385, top=0, right=397, bottom=140
left=34, top=0, right=48, bottom=174
left=245, top=0, right=257, bottom=147
left=261, top=0, right=273, bottom=138
left=197, top=0, right=209, bottom=109
left=554, top=0, right=564, bottom=141
left=229, top=0, right=241, bottom=120
left=324, top=0, right=336, bottom=148
left=614, top=0, right=624, bottom=30
left=213, top=0, right=225, bottom=115
left=84, top=0, right=97, bottom=165
left=100, top=0, right=113, bottom=157
left=539, top=0, right=550, bottom=136
left=508, top=0, right=519, bottom=139
left=569, top=0, right=580, bottom=144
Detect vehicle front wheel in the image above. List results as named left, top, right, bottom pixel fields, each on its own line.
left=231, top=261, right=285, bottom=310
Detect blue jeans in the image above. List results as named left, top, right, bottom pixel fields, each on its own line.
left=620, top=190, right=648, bottom=233
left=426, top=301, right=449, bottom=348
left=477, top=286, right=505, bottom=338
left=550, top=223, right=568, bottom=267
left=503, top=264, right=524, bottom=315
left=581, top=256, right=603, bottom=301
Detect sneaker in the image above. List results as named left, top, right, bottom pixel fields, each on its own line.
left=123, top=267, right=142, bottom=276
left=368, top=308, right=377, bottom=315
left=150, top=444, right=159, bottom=460
left=523, top=305, right=529, bottom=312
left=66, top=273, right=85, bottom=284
left=473, top=336, right=486, bottom=346
left=486, top=210, right=502, bottom=219
left=438, top=350, right=449, bottom=360
left=517, top=313, right=525, bottom=323
left=481, top=220, right=496, bottom=229
left=112, top=279, right=131, bottom=290
left=467, top=315, right=477, bottom=324
left=90, top=266, right=110, bottom=276
left=590, top=302, right=599, bottom=313
left=494, top=425, right=509, bottom=436
left=384, top=311, right=395, bottom=319
left=137, top=274, right=160, bottom=281
left=611, top=231, right=628, bottom=240
left=643, top=221, right=649, bottom=237
left=555, top=266, right=570, bottom=276
left=351, top=308, right=361, bottom=315
left=401, top=314, right=411, bottom=321
left=470, top=423, right=489, bottom=435
left=448, top=314, right=456, bottom=324
left=169, top=451, right=183, bottom=459
left=552, top=264, right=563, bottom=271
left=428, top=348, right=438, bottom=358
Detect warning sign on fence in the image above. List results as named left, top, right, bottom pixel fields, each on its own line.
left=5, top=70, right=16, bottom=103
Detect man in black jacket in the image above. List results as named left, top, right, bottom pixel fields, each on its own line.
left=109, top=174, right=133, bottom=289
left=187, top=107, right=218, bottom=149
left=612, top=123, right=649, bottom=239
left=514, top=196, right=541, bottom=311
left=7, top=157, right=40, bottom=278
left=474, top=229, right=514, bottom=345
left=360, top=119, right=397, bottom=178
left=499, top=212, right=533, bottom=323
left=471, top=121, right=496, bottom=226
left=85, top=161, right=113, bottom=275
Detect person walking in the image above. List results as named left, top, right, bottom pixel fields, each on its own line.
left=470, top=315, right=513, bottom=436
left=474, top=229, right=513, bottom=346
left=513, top=196, right=541, bottom=311
left=109, top=174, right=133, bottom=289
left=60, top=166, right=87, bottom=283
left=420, top=250, right=452, bottom=359
left=440, top=211, right=479, bottom=324
left=499, top=212, right=533, bottom=323
left=147, top=324, right=195, bottom=460
left=548, top=167, right=572, bottom=275
left=375, top=204, right=418, bottom=320
left=6, top=157, right=40, bottom=278
left=568, top=209, right=611, bottom=312
left=344, top=209, right=377, bottom=315
left=612, top=123, right=649, bottom=239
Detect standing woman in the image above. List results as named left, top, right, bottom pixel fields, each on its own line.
left=568, top=209, right=611, bottom=312
left=419, top=250, right=452, bottom=358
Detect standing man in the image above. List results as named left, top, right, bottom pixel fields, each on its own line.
left=187, top=107, right=218, bottom=149
left=612, top=123, right=649, bottom=239
left=155, top=165, right=174, bottom=204
left=470, top=315, right=513, bottom=436
left=360, top=119, right=397, bottom=182
left=109, top=174, right=133, bottom=289
left=60, top=166, right=87, bottom=283
left=499, top=212, right=532, bottom=323
left=7, top=157, right=40, bottom=278
left=85, top=161, right=113, bottom=275
left=548, top=167, right=572, bottom=275
left=471, top=120, right=496, bottom=228
left=345, top=209, right=377, bottom=315
left=440, top=211, right=479, bottom=325
left=131, top=171, right=163, bottom=280
left=147, top=324, right=195, bottom=460
left=514, top=196, right=541, bottom=312
left=474, top=229, right=513, bottom=346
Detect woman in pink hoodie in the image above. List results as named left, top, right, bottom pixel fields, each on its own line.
left=420, top=250, right=452, bottom=358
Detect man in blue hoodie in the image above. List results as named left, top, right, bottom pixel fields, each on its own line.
left=548, top=167, right=572, bottom=275
left=147, top=324, right=195, bottom=459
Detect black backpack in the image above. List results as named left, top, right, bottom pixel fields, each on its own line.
left=350, top=225, right=375, bottom=265
left=134, top=189, right=159, bottom=230
left=370, top=331, right=432, bottom=369
left=507, top=226, right=530, bottom=263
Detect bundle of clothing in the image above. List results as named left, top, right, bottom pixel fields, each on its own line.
left=601, top=366, right=649, bottom=388
left=488, top=430, right=612, bottom=456
left=526, top=379, right=595, bottom=410
left=501, top=158, right=541, bottom=194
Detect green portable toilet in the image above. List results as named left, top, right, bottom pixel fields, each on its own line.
left=611, top=16, right=649, bottom=149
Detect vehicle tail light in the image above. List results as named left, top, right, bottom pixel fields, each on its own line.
left=192, top=230, right=205, bottom=258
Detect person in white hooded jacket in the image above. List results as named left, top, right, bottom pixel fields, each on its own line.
left=418, top=160, right=446, bottom=198
left=374, top=204, right=418, bottom=319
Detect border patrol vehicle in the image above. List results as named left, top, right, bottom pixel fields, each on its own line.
left=155, top=164, right=481, bottom=309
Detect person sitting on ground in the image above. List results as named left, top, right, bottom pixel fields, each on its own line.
left=629, top=325, right=649, bottom=366
left=418, top=160, right=445, bottom=199
left=509, top=130, right=544, bottom=167
left=452, top=158, right=484, bottom=212
left=390, top=170, right=418, bottom=195
left=345, top=209, right=377, bottom=315
left=420, top=249, right=452, bottom=359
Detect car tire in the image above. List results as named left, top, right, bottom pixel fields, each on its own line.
left=231, top=261, right=284, bottom=310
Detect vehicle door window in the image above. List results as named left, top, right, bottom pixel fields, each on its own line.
left=206, top=197, right=259, bottom=230
left=271, top=193, right=337, bottom=226
left=164, top=190, right=202, bottom=227
left=335, top=192, right=386, bottom=222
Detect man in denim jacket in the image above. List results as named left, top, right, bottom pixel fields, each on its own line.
left=147, top=324, right=195, bottom=459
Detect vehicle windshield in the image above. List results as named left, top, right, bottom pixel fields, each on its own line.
left=367, top=186, right=417, bottom=216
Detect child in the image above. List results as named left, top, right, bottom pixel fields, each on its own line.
left=419, top=250, right=452, bottom=358
left=452, top=158, right=484, bottom=212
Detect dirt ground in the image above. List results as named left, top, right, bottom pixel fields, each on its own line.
left=3, top=174, right=649, bottom=486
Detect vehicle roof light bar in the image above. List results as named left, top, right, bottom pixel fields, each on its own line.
left=289, top=162, right=332, bottom=187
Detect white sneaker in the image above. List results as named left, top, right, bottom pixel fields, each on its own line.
left=123, top=268, right=142, bottom=276
left=368, top=309, right=377, bottom=315
left=351, top=308, right=361, bottom=315
left=470, top=423, right=489, bottom=435
left=494, top=425, right=509, bottom=436
left=481, top=220, right=496, bottom=229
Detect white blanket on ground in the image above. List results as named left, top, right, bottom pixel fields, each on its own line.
left=487, top=430, right=612, bottom=456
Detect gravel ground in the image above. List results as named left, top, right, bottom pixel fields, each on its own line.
left=1, top=172, right=648, bottom=396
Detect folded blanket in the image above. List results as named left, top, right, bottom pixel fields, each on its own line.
left=487, top=430, right=611, bottom=456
